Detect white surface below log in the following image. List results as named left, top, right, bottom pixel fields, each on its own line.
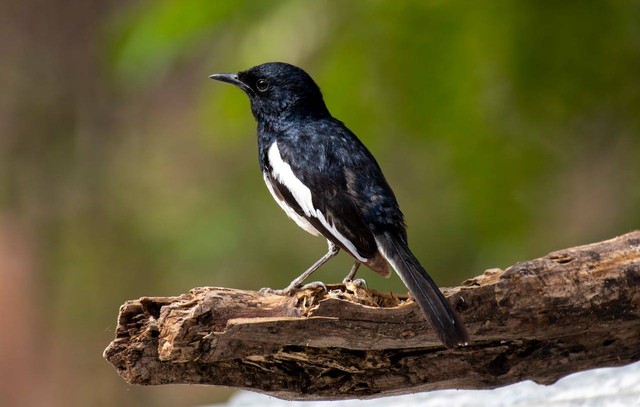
left=211, top=361, right=640, bottom=407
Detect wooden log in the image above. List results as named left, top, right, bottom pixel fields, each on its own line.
left=104, top=231, right=640, bottom=400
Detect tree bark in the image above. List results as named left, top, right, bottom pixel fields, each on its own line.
left=104, top=231, right=640, bottom=400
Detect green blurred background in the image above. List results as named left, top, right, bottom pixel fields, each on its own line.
left=1, top=1, right=639, bottom=406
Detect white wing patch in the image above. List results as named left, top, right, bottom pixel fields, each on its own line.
left=267, top=142, right=369, bottom=262
left=313, top=210, right=368, bottom=262
left=267, top=142, right=315, bottom=217
left=262, top=171, right=320, bottom=236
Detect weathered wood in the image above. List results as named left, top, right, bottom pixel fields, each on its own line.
left=104, top=231, right=640, bottom=400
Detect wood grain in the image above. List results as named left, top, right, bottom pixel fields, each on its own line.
left=104, top=231, right=640, bottom=400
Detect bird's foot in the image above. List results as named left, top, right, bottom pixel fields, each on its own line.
left=259, top=286, right=290, bottom=296
left=260, top=281, right=327, bottom=296
left=342, top=277, right=367, bottom=289
left=299, top=280, right=328, bottom=292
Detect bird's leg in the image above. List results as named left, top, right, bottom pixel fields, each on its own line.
left=342, top=261, right=367, bottom=288
left=261, top=241, right=339, bottom=295
left=343, top=262, right=360, bottom=282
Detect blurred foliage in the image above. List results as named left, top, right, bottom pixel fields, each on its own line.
left=1, top=1, right=639, bottom=406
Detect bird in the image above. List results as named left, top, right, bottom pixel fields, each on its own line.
left=210, top=62, right=468, bottom=348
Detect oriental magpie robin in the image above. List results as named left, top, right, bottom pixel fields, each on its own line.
left=210, top=62, right=468, bottom=348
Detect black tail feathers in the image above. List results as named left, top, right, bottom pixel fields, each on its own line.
left=375, top=231, right=469, bottom=348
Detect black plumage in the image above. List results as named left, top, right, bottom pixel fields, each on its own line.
left=210, top=62, right=468, bottom=348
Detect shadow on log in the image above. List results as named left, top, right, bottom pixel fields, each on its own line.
left=104, top=231, right=640, bottom=400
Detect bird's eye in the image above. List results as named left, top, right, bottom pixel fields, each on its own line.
left=256, top=79, right=270, bottom=92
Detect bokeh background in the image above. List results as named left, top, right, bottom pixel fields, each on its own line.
left=1, top=1, right=639, bottom=406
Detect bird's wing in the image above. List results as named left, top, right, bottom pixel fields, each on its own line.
left=265, top=140, right=378, bottom=262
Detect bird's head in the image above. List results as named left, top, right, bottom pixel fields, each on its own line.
left=210, top=62, right=329, bottom=122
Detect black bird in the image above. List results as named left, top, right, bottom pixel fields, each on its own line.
left=210, top=62, right=468, bottom=348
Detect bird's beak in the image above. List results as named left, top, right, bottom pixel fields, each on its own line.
left=209, top=72, right=253, bottom=94
left=209, top=73, right=242, bottom=86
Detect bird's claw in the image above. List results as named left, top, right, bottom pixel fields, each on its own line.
left=299, top=281, right=327, bottom=292
left=342, top=277, right=367, bottom=289
left=259, top=281, right=327, bottom=296
left=259, top=286, right=290, bottom=295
